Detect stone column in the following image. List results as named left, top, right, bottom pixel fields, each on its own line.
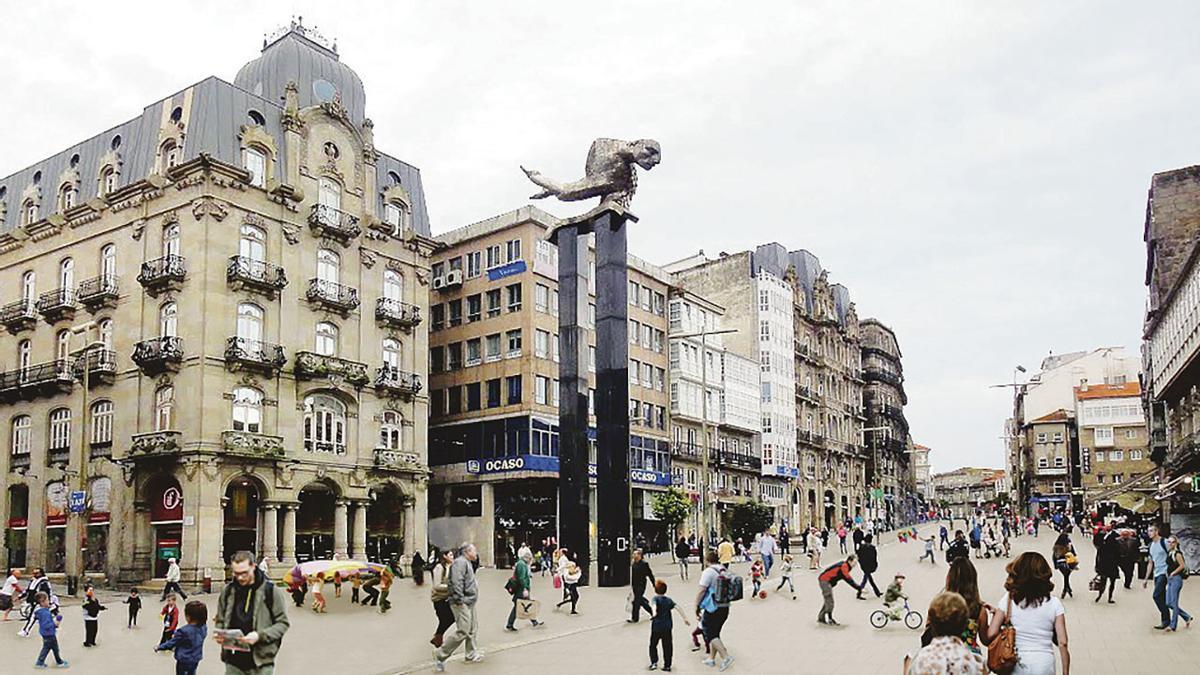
left=351, top=501, right=368, bottom=560
left=333, top=500, right=349, bottom=559
left=260, top=504, right=279, bottom=564
left=280, top=504, right=297, bottom=566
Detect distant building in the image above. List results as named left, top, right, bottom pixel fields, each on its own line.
left=911, top=443, right=932, bottom=501
left=930, top=467, right=1004, bottom=517
left=1074, top=382, right=1158, bottom=514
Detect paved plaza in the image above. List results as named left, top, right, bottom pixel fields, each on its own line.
left=3, top=525, right=1197, bottom=674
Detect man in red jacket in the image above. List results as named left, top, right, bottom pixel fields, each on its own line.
left=817, top=554, right=862, bottom=625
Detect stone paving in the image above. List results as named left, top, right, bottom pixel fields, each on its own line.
left=2, top=524, right=1197, bottom=673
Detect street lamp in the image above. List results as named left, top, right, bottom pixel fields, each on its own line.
left=65, top=320, right=104, bottom=595
left=668, top=327, right=737, bottom=548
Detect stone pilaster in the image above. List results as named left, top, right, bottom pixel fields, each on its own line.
left=333, top=499, right=349, bottom=559
left=280, top=504, right=298, bottom=567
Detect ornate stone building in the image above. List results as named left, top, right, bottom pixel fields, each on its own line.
left=0, top=22, right=434, bottom=585
left=860, top=318, right=917, bottom=527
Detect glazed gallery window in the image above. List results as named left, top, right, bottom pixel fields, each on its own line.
left=304, top=394, right=346, bottom=455
left=17, top=340, right=31, bottom=372
left=154, top=387, right=174, bottom=431
left=90, top=401, right=113, bottom=446
left=236, top=303, right=263, bottom=342
left=380, top=410, right=401, bottom=450
left=315, top=322, right=339, bottom=356
left=232, top=386, right=263, bottom=433
left=161, top=140, right=180, bottom=169
left=160, top=302, right=178, bottom=337
left=242, top=147, right=267, bottom=188
left=466, top=251, right=482, bottom=279
left=56, top=330, right=70, bottom=360
left=11, top=415, right=31, bottom=455
left=486, top=289, right=502, bottom=317
left=48, top=408, right=71, bottom=451
left=240, top=224, right=266, bottom=261
left=22, top=199, right=36, bottom=226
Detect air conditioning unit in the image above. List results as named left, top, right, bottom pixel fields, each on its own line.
left=445, top=269, right=464, bottom=287
left=432, top=276, right=447, bottom=290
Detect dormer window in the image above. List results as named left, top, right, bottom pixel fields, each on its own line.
left=21, top=199, right=36, bottom=226
left=100, top=166, right=117, bottom=196
left=242, top=147, right=267, bottom=188
left=59, top=183, right=77, bottom=211
left=383, top=201, right=408, bottom=236
left=161, top=140, right=180, bottom=170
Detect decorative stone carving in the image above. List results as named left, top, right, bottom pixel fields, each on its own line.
left=222, top=430, right=286, bottom=459
left=129, top=430, right=182, bottom=456
left=360, top=248, right=376, bottom=268
left=294, top=351, right=370, bottom=387
left=521, top=138, right=661, bottom=210
left=281, top=223, right=300, bottom=245
left=192, top=197, right=228, bottom=221
left=130, top=219, right=146, bottom=240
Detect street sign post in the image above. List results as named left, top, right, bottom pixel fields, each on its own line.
left=69, top=490, right=86, bottom=514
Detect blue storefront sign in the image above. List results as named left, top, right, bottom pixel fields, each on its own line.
left=487, top=260, right=527, bottom=281
left=466, top=454, right=560, bottom=474
left=774, top=465, right=799, bottom=478
left=630, top=469, right=672, bottom=486
left=69, top=490, right=87, bottom=514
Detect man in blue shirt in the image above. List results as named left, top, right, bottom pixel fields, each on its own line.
left=1142, top=524, right=1172, bottom=629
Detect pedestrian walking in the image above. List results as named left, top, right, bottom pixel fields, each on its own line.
left=837, top=525, right=848, bottom=554
left=855, top=535, right=883, bottom=599
left=504, top=548, right=542, bottom=631
left=378, top=559, right=397, bottom=613
left=759, top=529, right=778, bottom=577
left=0, top=568, right=20, bottom=622
left=554, top=561, right=582, bottom=614
left=807, top=529, right=823, bottom=569
left=946, top=531, right=970, bottom=564
left=81, top=585, right=106, bottom=647
left=779, top=525, right=790, bottom=555
left=907, top=592, right=986, bottom=674
left=749, top=559, right=764, bottom=598
left=942, top=559, right=986, bottom=655
left=775, top=554, right=796, bottom=599
left=648, top=580, right=690, bottom=671
left=161, top=558, right=187, bottom=601
left=939, top=525, right=949, bottom=551
left=694, top=549, right=734, bottom=671
left=817, top=554, right=863, bottom=625
left=429, top=550, right=455, bottom=647
left=1117, top=529, right=1140, bottom=589
left=675, top=537, right=691, bottom=580
left=20, top=569, right=58, bottom=638
left=920, top=535, right=937, bottom=564
left=213, top=551, right=290, bottom=675
left=1165, top=535, right=1193, bottom=631
left=1052, top=533, right=1076, bottom=599
left=332, top=571, right=343, bottom=599
left=717, top=538, right=735, bottom=569
left=154, top=600, right=207, bottom=675
left=258, top=556, right=270, bottom=582
left=30, top=592, right=68, bottom=669
left=310, top=573, right=327, bottom=613
left=433, top=543, right=483, bottom=671
left=969, top=523, right=983, bottom=560
left=555, top=547, right=573, bottom=604
left=160, top=594, right=180, bottom=646
left=412, top=551, right=426, bottom=586
left=629, top=548, right=656, bottom=622
left=123, top=587, right=142, bottom=628
left=983, top=552, right=1070, bottom=675
left=350, top=573, right=361, bottom=604
left=1094, top=528, right=1120, bottom=604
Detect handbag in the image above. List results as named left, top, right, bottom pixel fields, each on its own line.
left=986, top=596, right=1018, bottom=674
left=553, top=574, right=563, bottom=590
left=516, top=598, right=541, bottom=621
left=1088, top=575, right=1103, bottom=592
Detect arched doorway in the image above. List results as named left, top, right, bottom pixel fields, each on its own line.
left=366, top=484, right=405, bottom=564
left=5, top=485, right=29, bottom=568
left=147, top=476, right=184, bottom=578
left=223, top=477, right=261, bottom=562
left=823, top=490, right=835, bottom=529
left=296, top=482, right=336, bottom=562
left=807, top=489, right=817, bottom=527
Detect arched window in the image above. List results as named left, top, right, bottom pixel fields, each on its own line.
left=315, top=322, right=338, bottom=356
left=56, top=330, right=70, bottom=361
left=161, top=140, right=180, bottom=170
left=383, top=270, right=402, bottom=301
left=20, top=271, right=35, bottom=304
left=48, top=408, right=71, bottom=451
left=317, top=177, right=341, bottom=224
left=90, top=400, right=113, bottom=447
left=58, top=258, right=73, bottom=290
left=239, top=224, right=266, bottom=261
left=316, top=248, right=340, bottom=286
left=379, top=410, right=401, bottom=450
left=11, top=415, right=31, bottom=456
left=162, top=223, right=180, bottom=258
left=237, top=303, right=263, bottom=342
left=232, top=386, right=263, bottom=433
left=100, top=244, right=116, bottom=280
left=383, top=201, right=408, bottom=236
left=242, top=147, right=267, bottom=188
left=100, top=166, right=117, bottom=196
left=382, top=338, right=400, bottom=369
left=59, top=183, right=77, bottom=211
left=98, top=319, right=113, bottom=349
left=159, top=302, right=177, bottom=337
left=303, top=394, right=346, bottom=454
left=22, top=199, right=36, bottom=226
left=154, top=386, right=174, bottom=431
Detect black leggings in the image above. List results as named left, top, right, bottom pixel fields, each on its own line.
left=650, top=629, right=673, bottom=668
left=433, top=600, right=455, bottom=636
left=1059, top=569, right=1072, bottom=594
left=1097, top=575, right=1116, bottom=600
left=557, top=584, right=579, bottom=611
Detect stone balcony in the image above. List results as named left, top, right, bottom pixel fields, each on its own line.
left=374, top=448, right=422, bottom=469
left=76, top=274, right=120, bottom=311
left=0, top=298, right=38, bottom=334
left=129, top=430, right=182, bottom=457
left=374, top=366, right=422, bottom=397
left=224, top=337, right=286, bottom=374
left=222, top=430, right=286, bottom=459
left=132, top=337, right=184, bottom=375
left=227, top=256, right=288, bottom=299
left=375, top=298, right=421, bottom=330
left=308, top=204, right=362, bottom=245
left=0, top=359, right=74, bottom=401
left=306, top=279, right=360, bottom=314
left=294, top=351, right=370, bottom=387
left=73, top=348, right=117, bottom=386
left=35, top=288, right=77, bottom=324
left=137, top=255, right=187, bottom=297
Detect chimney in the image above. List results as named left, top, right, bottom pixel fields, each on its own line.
left=1080, top=378, right=1089, bottom=392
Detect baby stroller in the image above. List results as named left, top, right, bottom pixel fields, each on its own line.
left=983, top=537, right=1004, bottom=559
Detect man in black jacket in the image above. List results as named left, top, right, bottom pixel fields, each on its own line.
left=946, top=531, right=970, bottom=564
left=628, top=549, right=656, bottom=622
left=854, top=535, right=883, bottom=599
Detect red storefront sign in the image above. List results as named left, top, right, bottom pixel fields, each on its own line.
left=7, top=518, right=27, bottom=529
left=150, top=483, right=183, bottom=523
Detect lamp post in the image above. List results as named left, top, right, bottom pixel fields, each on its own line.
left=65, top=321, right=103, bottom=596
left=668, top=327, right=737, bottom=548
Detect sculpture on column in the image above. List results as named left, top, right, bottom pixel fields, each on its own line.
left=521, top=138, right=661, bottom=210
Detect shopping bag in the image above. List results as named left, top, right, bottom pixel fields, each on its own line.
left=553, top=574, right=563, bottom=590
left=516, top=598, right=541, bottom=621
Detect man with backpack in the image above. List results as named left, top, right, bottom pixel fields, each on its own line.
left=214, top=550, right=290, bottom=675
left=695, top=549, right=736, bottom=671
left=817, top=554, right=862, bottom=625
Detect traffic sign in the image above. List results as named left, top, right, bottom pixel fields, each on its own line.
left=68, top=490, right=86, bottom=514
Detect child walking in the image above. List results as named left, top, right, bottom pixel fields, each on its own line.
left=749, top=559, right=764, bottom=598
left=311, top=574, right=327, bottom=613
left=775, top=554, right=796, bottom=599
left=350, top=573, right=361, bottom=604
left=333, top=571, right=343, bottom=598
left=81, top=585, right=106, bottom=647
left=648, top=580, right=690, bottom=671
left=159, top=594, right=179, bottom=646
left=32, top=591, right=68, bottom=669
left=154, top=600, right=207, bottom=675
left=123, top=587, right=142, bottom=628
left=919, top=536, right=936, bottom=564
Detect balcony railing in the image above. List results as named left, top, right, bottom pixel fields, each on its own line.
left=0, top=298, right=37, bottom=333
left=374, top=366, right=422, bottom=397
left=131, top=337, right=183, bottom=374
left=304, top=439, right=347, bottom=456
left=0, top=359, right=74, bottom=400
left=864, top=367, right=903, bottom=388
left=73, top=349, right=117, bottom=386
left=76, top=275, right=119, bottom=311
left=89, top=440, right=113, bottom=460
left=224, top=337, right=286, bottom=373
left=227, top=256, right=288, bottom=298
left=137, top=255, right=186, bottom=296
left=10, top=452, right=30, bottom=471
left=35, top=288, right=76, bottom=323
left=718, top=450, right=762, bottom=471
left=374, top=448, right=422, bottom=468
left=1036, top=466, right=1069, bottom=476
left=222, top=430, right=285, bottom=459
left=48, top=446, right=71, bottom=465
left=375, top=298, right=421, bottom=330
left=129, top=430, right=182, bottom=457
left=308, top=204, right=362, bottom=244
left=306, top=279, right=360, bottom=313
left=796, top=385, right=820, bottom=402
left=797, top=429, right=825, bottom=447
left=294, top=351, right=370, bottom=387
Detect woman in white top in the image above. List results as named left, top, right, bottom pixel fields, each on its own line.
left=984, top=552, right=1071, bottom=675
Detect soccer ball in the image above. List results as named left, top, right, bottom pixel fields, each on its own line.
left=759, top=590, right=767, bottom=599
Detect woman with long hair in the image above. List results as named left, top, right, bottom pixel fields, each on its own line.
left=984, top=552, right=1071, bottom=675
left=429, top=549, right=455, bottom=647
left=942, top=558, right=987, bottom=655
left=1094, top=528, right=1120, bottom=603
left=1165, top=535, right=1193, bottom=631
left=1051, top=532, right=1076, bottom=599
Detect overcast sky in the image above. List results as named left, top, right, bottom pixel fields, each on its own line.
left=4, top=1, right=1198, bottom=472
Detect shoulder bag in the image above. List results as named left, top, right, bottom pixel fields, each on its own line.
left=986, top=596, right=1018, bottom=674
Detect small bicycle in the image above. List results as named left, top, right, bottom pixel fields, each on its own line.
left=870, top=599, right=923, bottom=630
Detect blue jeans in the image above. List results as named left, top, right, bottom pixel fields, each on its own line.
left=1153, top=574, right=1171, bottom=627
left=1167, top=575, right=1192, bottom=630
left=37, top=635, right=64, bottom=666
left=762, top=554, right=774, bottom=577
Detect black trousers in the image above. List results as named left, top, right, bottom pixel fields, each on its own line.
left=433, top=599, right=455, bottom=636
left=631, top=590, right=652, bottom=621
left=650, top=629, right=673, bottom=668
left=351, top=587, right=360, bottom=603
left=1120, top=561, right=1136, bottom=588
left=128, top=607, right=139, bottom=627
left=362, top=585, right=380, bottom=606
left=557, top=584, right=579, bottom=611
left=161, top=581, right=187, bottom=600
left=857, top=572, right=881, bottom=597
left=84, top=619, right=98, bottom=645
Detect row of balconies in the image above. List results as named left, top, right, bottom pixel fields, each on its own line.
left=0, top=275, right=121, bottom=332
left=0, top=350, right=117, bottom=402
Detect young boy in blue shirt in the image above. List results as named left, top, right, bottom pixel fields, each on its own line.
left=32, top=591, right=68, bottom=669
left=649, top=580, right=690, bottom=672
left=155, top=600, right=208, bottom=675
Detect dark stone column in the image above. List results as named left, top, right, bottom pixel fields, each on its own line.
left=555, top=224, right=592, bottom=584
left=594, top=210, right=631, bottom=587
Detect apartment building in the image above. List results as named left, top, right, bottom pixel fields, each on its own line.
left=1074, top=382, right=1158, bottom=512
